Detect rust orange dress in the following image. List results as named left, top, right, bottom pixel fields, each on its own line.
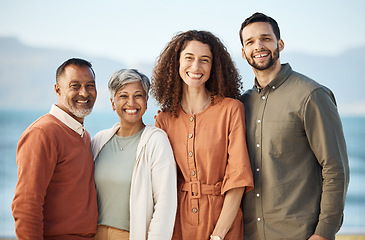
left=155, top=97, right=254, bottom=240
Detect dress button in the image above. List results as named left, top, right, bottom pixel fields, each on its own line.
left=189, top=133, right=193, bottom=139
left=272, top=86, right=276, bottom=90
left=191, top=170, right=196, bottom=176
left=256, top=144, right=260, bottom=148
left=261, top=96, right=266, bottom=100
left=190, top=116, right=194, bottom=122
left=192, top=208, right=198, bottom=213
left=189, top=151, right=193, bottom=157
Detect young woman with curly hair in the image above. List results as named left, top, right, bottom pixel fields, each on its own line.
left=152, top=30, right=254, bottom=240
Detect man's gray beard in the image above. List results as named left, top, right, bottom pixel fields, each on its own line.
left=62, top=95, right=93, bottom=119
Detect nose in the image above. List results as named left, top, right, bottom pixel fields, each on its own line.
left=255, top=40, right=264, bottom=50
left=127, top=97, right=135, bottom=106
left=79, top=86, right=89, bottom=97
left=191, top=59, right=200, bottom=70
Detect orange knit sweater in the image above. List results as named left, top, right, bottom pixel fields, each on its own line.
left=12, top=113, right=98, bottom=240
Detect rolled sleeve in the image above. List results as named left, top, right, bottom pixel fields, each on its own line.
left=222, top=102, right=254, bottom=195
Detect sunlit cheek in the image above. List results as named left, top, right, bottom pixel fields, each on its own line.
left=116, top=100, right=126, bottom=109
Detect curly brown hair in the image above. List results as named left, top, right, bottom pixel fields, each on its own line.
left=151, top=30, right=242, bottom=116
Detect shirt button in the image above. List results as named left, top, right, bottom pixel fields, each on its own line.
left=192, top=208, right=198, bottom=213
left=256, top=144, right=260, bottom=148
left=261, top=96, right=266, bottom=100
left=256, top=193, right=260, bottom=198
left=189, top=151, right=193, bottom=157
left=256, top=168, right=260, bottom=172
left=189, top=133, right=193, bottom=139
left=257, top=218, right=261, bottom=222
left=257, top=119, right=261, bottom=123
left=190, top=116, right=194, bottom=122
left=191, top=170, right=196, bottom=176
left=272, top=86, right=276, bottom=90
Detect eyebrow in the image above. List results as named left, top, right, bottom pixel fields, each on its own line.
left=184, top=52, right=212, bottom=59
left=119, top=90, right=144, bottom=93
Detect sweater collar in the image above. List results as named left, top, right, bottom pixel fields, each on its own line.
left=49, top=104, right=85, bottom=137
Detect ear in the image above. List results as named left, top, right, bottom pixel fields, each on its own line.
left=110, top=98, right=116, bottom=111
left=55, top=83, right=61, bottom=97
left=278, top=39, right=284, bottom=52
left=241, top=47, right=247, bottom=60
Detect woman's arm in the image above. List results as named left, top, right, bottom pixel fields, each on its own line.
left=148, top=130, right=177, bottom=240
left=211, top=187, right=245, bottom=239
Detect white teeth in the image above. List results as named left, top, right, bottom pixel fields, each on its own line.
left=125, top=109, right=137, bottom=113
left=188, top=72, right=202, bottom=78
left=255, top=53, right=269, bottom=58
left=77, top=100, right=88, bottom=103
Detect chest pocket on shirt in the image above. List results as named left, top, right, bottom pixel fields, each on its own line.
left=265, top=121, right=295, bottom=157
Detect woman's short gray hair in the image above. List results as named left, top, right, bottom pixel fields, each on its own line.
left=108, top=69, right=150, bottom=99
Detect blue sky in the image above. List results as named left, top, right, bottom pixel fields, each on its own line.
left=1, top=0, right=364, bottom=66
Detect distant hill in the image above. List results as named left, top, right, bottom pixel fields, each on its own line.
left=0, top=36, right=364, bottom=116
left=0, top=37, right=131, bottom=112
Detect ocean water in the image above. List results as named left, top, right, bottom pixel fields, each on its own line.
left=0, top=109, right=364, bottom=237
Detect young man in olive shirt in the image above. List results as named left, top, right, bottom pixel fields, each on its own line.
left=239, top=12, right=349, bottom=240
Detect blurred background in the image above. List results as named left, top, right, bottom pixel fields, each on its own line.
left=0, top=0, right=364, bottom=238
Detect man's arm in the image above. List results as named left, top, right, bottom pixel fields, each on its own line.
left=304, top=87, right=349, bottom=240
left=11, top=127, right=57, bottom=240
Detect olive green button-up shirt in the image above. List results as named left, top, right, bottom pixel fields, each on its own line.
left=241, top=64, right=349, bottom=240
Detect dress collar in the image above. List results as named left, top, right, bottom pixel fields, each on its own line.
left=49, top=104, right=85, bottom=137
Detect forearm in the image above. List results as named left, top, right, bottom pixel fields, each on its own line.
left=148, top=133, right=177, bottom=239
left=148, top=164, right=177, bottom=240
left=12, top=130, right=55, bottom=240
left=12, top=200, right=44, bottom=240
left=212, top=187, right=245, bottom=239
left=12, top=168, right=46, bottom=239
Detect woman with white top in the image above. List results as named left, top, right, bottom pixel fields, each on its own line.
left=91, top=69, right=177, bottom=240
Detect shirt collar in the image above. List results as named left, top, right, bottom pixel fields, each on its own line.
left=49, top=104, right=85, bottom=137
left=254, top=63, right=293, bottom=93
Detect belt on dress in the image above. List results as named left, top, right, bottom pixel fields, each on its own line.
left=179, top=181, right=222, bottom=199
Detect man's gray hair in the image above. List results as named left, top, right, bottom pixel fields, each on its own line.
left=108, top=69, right=150, bottom=99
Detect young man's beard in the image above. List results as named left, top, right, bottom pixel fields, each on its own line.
left=247, top=45, right=280, bottom=71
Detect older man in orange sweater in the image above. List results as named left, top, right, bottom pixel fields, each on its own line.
left=11, top=58, right=98, bottom=240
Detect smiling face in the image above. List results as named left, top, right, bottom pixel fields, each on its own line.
left=111, top=81, right=147, bottom=127
left=179, top=40, right=213, bottom=90
left=55, top=64, right=97, bottom=123
left=241, top=22, right=284, bottom=72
